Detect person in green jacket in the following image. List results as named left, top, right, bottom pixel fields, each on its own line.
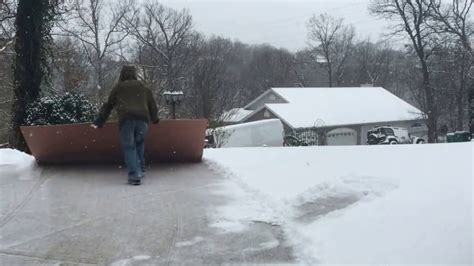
left=92, top=65, right=159, bottom=185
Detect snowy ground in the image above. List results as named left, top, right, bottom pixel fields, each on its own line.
left=204, top=143, right=473, bottom=265
left=0, top=149, right=293, bottom=265
left=0, top=149, right=41, bottom=182
left=0, top=144, right=472, bottom=264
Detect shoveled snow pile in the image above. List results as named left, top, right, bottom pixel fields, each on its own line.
left=204, top=143, right=473, bottom=264
left=0, top=149, right=40, bottom=180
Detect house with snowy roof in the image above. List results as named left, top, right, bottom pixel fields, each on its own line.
left=222, top=87, right=427, bottom=145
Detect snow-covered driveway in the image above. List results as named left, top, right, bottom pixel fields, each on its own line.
left=205, top=143, right=473, bottom=265
left=1, top=143, right=472, bottom=265
left=0, top=150, right=294, bottom=265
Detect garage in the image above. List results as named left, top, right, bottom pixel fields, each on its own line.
left=326, top=128, right=358, bottom=146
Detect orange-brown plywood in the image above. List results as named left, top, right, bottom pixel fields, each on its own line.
left=21, top=119, right=208, bottom=164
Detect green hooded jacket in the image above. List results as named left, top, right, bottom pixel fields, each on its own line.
left=94, top=80, right=159, bottom=128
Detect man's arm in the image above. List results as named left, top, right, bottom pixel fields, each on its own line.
left=146, top=89, right=159, bottom=123
left=94, top=85, right=118, bottom=128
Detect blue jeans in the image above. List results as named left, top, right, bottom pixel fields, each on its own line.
left=119, top=120, right=149, bottom=180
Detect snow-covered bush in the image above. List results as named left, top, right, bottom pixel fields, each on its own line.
left=25, top=92, right=97, bottom=126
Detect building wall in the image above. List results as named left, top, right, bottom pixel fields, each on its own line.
left=245, top=91, right=286, bottom=111
left=285, top=121, right=427, bottom=146
left=244, top=105, right=428, bottom=145
left=292, top=120, right=427, bottom=146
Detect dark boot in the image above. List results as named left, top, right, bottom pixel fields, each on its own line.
left=127, top=179, right=142, bottom=186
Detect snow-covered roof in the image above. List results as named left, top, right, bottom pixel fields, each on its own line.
left=221, top=108, right=254, bottom=123
left=258, top=87, right=423, bottom=129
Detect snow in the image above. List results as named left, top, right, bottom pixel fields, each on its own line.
left=175, top=236, right=205, bottom=247
left=204, top=143, right=473, bottom=264
left=208, top=119, right=284, bottom=148
left=162, top=90, right=184, bottom=95
left=0, top=149, right=40, bottom=181
left=110, top=255, right=153, bottom=266
left=265, top=87, right=423, bottom=129
left=221, top=108, right=254, bottom=123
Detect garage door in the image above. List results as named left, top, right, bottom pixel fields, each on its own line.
left=327, top=128, right=357, bottom=146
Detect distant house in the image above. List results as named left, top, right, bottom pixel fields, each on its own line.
left=223, top=87, right=427, bottom=146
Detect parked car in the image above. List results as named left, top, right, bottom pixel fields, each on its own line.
left=367, top=126, right=424, bottom=145
left=446, top=131, right=472, bottom=143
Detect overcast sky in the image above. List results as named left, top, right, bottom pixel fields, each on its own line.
left=160, top=0, right=392, bottom=51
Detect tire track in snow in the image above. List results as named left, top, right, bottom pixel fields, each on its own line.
left=204, top=159, right=399, bottom=264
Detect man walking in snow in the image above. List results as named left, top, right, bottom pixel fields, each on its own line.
left=92, top=65, right=159, bottom=186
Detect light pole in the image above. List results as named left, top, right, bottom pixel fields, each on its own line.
left=163, top=91, right=184, bottom=119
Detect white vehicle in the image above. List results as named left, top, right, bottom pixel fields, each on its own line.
left=206, top=119, right=284, bottom=148
left=367, top=126, right=425, bottom=145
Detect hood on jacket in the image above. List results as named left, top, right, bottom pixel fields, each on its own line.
left=119, top=66, right=138, bottom=82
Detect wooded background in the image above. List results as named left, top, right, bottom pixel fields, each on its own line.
left=0, top=0, right=472, bottom=146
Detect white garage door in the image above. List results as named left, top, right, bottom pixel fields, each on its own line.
left=327, top=128, right=357, bottom=146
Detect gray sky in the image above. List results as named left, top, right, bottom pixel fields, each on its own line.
left=160, top=0, right=391, bottom=51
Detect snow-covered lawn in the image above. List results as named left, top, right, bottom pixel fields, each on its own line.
left=204, top=143, right=473, bottom=264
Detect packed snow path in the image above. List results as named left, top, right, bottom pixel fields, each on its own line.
left=0, top=163, right=294, bottom=265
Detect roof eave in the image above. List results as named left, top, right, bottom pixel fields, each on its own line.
left=243, top=88, right=289, bottom=110
left=243, top=89, right=273, bottom=110
left=260, top=105, right=296, bottom=129
left=291, top=117, right=426, bottom=130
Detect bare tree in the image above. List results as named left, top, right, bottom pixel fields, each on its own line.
left=121, top=0, right=195, bottom=93
left=431, top=0, right=473, bottom=54
left=430, top=43, right=470, bottom=130
left=0, top=46, right=13, bottom=143
left=52, top=37, right=90, bottom=93
left=307, top=13, right=355, bottom=87
left=0, top=0, right=16, bottom=143
left=0, top=0, right=16, bottom=130
left=430, top=0, right=473, bottom=133
left=371, top=0, right=439, bottom=143
left=353, top=39, right=394, bottom=86
left=243, top=45, right=296, bottom=99
left=57, top=0, right=131, bottom=101
left=293, top=50, right=311, bottom=87
left=187, top=36, right=239, bottom=120
left=0, top=0, right=16, bottom=47
left=293, top=48, right=331, bottom=88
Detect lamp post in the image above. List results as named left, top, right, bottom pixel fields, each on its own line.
left=163, top=91, right=184, bottom=119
